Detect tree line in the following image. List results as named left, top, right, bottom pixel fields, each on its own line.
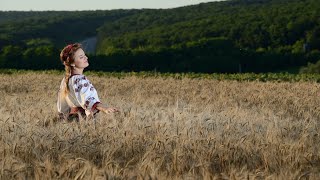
left=0, top=0, right=319, bottom=73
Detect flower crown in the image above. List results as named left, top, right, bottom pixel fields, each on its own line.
left=64, top=44, right=74, bottom=56
left=61, top=43, right=81, bottom=66
left=62, top=44, right=75, bottom=62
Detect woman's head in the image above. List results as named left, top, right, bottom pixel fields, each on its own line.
left=60, top=43, right=89, bottom=93
left=60, top=43, right=89, bottom=70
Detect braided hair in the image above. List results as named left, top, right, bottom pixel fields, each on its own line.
left=60, top=43, right=82, bottom=94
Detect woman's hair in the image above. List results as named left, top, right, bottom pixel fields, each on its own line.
left=60, top=43, right=82, bottom=94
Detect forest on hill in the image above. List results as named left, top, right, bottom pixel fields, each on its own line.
left=0, top=0, right=319, bottom=73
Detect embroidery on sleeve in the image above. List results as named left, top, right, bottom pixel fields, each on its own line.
left=84, top=97, right=96, bottom=109
left=85, top=100, right=90, bottom=108
left=74, top=81, right=83, bottom=93
left=74, top=78, right=80, bottom=85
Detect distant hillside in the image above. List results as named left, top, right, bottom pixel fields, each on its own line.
left=0, top=11, right=80, bottom=24
left=96, top=0, right=320, bottom=53
left=0, top=0, right=319, bottom=73
left=0, top=10, right=140, bottom=47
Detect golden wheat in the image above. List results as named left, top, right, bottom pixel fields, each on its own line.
left=0, top=72, right=319, bottom=179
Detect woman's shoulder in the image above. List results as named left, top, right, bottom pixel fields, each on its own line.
left=69, top=74, right=89, bottom=85
left=70, top=74, right=89, bottom=80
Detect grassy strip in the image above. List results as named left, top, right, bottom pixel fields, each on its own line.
left=0, top=69, right=319, bottom=82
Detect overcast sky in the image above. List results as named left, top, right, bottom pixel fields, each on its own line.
left=0, top=0, right=222, bottom=11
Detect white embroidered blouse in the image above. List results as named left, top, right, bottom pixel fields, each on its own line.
left=57, top=74, right=100, bottom=117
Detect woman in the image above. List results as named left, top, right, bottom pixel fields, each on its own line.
left=57, top=43, right=118, bottom=120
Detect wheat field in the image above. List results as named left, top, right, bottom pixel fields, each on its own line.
left=0, top=72, right=319, bottom=179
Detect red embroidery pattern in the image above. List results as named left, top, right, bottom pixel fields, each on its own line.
left=74, top=82, right=83, bottom=92
left=85, top=100, right=90, bottom=108
left=84, top=97, right=95, bottom=108
left=74, top=78, right=80, bottom=85
left=74, top=76, right=93, bottom=93
left=88, top=97, right=95, bottom=101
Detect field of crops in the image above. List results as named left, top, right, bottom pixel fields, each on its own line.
left=0, top=71, right=319, bottom=179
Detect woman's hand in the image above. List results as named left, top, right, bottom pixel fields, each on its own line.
left=96, top=103, right=119, bottom=114
left=102, top=107, right=119, bottom=114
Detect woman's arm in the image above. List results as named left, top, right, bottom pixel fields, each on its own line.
left=96, top=103, right=119, bottom=114
left=70, top=75, right=118, bottom=115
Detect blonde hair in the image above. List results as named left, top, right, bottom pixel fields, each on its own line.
left=60, top=43, right=82, bottom=94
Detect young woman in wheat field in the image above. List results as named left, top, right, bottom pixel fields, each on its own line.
left=57, top=43, right=118, bottom=120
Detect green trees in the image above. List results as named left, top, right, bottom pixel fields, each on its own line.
left=300, top=60, right=320, bottom=73
left=96, top=0, right=320, bottom=53
left=94, top=0, right=320, bottom=73
left=0, top=0, right=319, bottom=73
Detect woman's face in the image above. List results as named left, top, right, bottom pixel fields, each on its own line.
left=73, top=48, right=89, bottom=69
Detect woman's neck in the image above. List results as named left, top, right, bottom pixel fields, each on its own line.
left=71, top=67, right=84, bottom=75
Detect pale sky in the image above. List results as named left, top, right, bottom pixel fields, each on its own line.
left=0, top=0, right=222, bottom=11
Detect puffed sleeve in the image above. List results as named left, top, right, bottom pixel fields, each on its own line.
left=69, top=75, right=101, bottom=116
